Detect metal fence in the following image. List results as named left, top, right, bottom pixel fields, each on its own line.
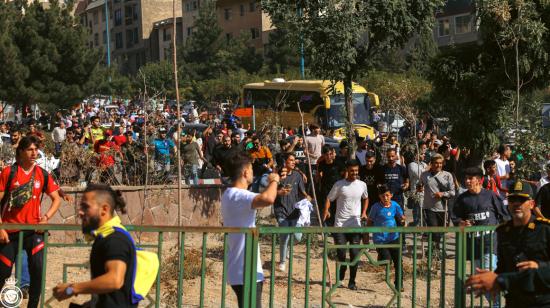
left=0, top=224, right=500, bottom=308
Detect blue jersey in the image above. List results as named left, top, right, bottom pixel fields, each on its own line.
left=369, top=201, right=404, bottom=244
left=153, top=138, right=174, bottom=162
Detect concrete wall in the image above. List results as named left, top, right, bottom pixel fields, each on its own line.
left=45, top=184, right=224, bottom=241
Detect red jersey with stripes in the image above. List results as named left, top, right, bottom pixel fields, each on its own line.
left=0, top=164, right=59, bottom=231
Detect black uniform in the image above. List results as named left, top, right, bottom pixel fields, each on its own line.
left=495, top=216, right=550, bottom=307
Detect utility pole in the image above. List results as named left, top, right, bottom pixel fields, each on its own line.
left=104, top=0, right=112, bottom=103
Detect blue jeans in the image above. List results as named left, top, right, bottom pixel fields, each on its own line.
left=277, top=217, right=302, bottom=263
left=15, top=250, right=30, bottom=287
left=474, top=253, right=499, bottom=307
left=184, top=164, right=199, bottom=185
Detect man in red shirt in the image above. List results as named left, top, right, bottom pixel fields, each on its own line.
left=94, top=130, right=121, bottom=185
left=0, top=135, right=61, bottom=308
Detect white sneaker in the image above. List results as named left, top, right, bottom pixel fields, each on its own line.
left=278, top=262, right=286, bottom=271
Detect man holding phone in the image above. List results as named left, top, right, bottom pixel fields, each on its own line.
left=274, top=153, right=309, bottom=272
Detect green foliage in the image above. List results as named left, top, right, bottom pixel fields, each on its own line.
left=361, top=71, right=432, bottom=122
left=84, top=66, right=134, bottom=98
left=221, top=33, right=264, bottom=74
left=0, top=2, right=28, bottom=103
left=179, top=0, right=224, bottom=81
left=263, top=0, right=442, bottom=155
left=429, top=0, right=550, bottom=164
left=0, top=0, right=98, bottom=108
left=135, top=61, right=175, bottom=97
left=193, top=70, right=261, bottom=102
left=264, top=28, right=299, bottom=74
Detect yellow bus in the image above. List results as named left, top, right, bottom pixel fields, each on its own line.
left=241, top=79, right=380, bottom=139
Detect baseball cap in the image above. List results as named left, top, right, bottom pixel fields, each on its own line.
left=159, top=127, right=167, bottom=133
left=507, top=180, right=534, bottom=200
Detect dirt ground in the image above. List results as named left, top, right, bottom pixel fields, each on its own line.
left=23, top=230, right=493, bottom=308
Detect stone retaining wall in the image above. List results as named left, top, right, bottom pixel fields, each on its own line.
left=44, top=185, right=225, bottom=241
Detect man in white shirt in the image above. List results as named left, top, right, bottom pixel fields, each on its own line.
left=323, top=159, right=369, bottom=290
left=495, top=144, right=512, bottom=202
left=51, top=121, right=66, bottom=156
left=304, top=124, right=324, bottom=167
left=537, top=163, right=550, bottom=192
left=407, top=149, right=428, bottom=226
left=221, top=152, right=279, bottom=308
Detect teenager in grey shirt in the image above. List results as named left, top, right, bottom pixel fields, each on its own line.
left=420, top=154, right=455, bottom=250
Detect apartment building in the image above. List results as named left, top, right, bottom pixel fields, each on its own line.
left=181, top=0, right=273, bottom=50
left=434, top=0, right=479, bottom=47
left=77, top=0, right=181, bottom=74
left=150, top=17, right=183, bottom=62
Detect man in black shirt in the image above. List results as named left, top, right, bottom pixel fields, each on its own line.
left=213, top=135, right=240, bottom=177
left=53, top=184, right=136, bottom=307
left=382, top=148, right=409, bottom=210
left=317, top=145, right=345, bottom=226
left=452, top=167, right=509, bottom=306
left=536, top=182, right=550, bottom=218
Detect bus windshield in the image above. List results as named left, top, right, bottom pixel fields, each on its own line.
left=326, top=94, right=371, bottom=128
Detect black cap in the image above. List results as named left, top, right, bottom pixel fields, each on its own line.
left=508, top=180, right=534, bottom=199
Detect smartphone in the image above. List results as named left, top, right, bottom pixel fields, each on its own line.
left=283, top=184, right=292, bottom=189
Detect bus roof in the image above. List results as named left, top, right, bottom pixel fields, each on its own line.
left=243, top=80, right=368, bottom=96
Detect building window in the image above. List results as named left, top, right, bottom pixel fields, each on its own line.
left=94, top=33, right=99, bottom=46
left=126, top=29, right=133, bottom=48
left=93, top=11, right=98, bottom=25
left=133, top=4, right=138, bottom=20
left=101, top=9, right=105, bottom=22
left=162, top=29, right=172, bottom=42
left=185, top=0, right=199, bottom=12
left=133, top=28, right=139, bottom=44
left=224, top=8, right=232, bottom=21
left=455, top=14, right=472, bottom=34
left=240, top=4, right=245, bottom=16
left=438, top=19, right=450, bottom=37
left=187, top=27, right=193, bottom=37
left=103, top=30, right=107, bottom=44
left=125, top=6, right=133, bottom=25
left=249, top=2, right=255, bottom=12
left=115, top=32, right=123, bottom=49
left=114, top=9, right=122, bottom=26
left=226, top=33, right=232, bottom=41
left=250, top=28, right=260, bottom=39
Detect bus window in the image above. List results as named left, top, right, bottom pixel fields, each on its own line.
left=327, top=94, right=371, bottom=128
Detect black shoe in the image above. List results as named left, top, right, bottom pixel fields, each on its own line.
left=21, top=285, right=29, bottom=299
left=348, top=282, right=357, bottom=290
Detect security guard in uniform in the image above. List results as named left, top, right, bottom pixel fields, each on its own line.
left=494, top=180, right=550, bottom=307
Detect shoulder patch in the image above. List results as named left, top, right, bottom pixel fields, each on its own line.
left=535, top=217, right=550, bottom=225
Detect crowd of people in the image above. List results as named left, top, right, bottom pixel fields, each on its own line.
left=0, top=99, right=549, bottom=307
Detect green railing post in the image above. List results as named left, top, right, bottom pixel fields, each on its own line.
left=397, top=233, right=402, bottom=307
left=287, top=235, right=294, bottom=307
left=304, top=233, right=311, bottom=308
left=412, top=233, right=417, bottom=308
left=176, top=232, right=185, bottom=308
left=16, top=231, right=23, bottom=288
left=427, top=233, right=432, bottom=307
left=249, top=229, right=260, bottom=308
left=243, top=232, right=253, bottom=308
left=199, top=233, right=208, bottom=307
left=441, top=234, right=447, bottom=308
left=221, top=233, right=229, bottom=308
left=454, top=230, right=466, bottom=308
left=269, top=234, right=276, bottom=308
left=155, top=232, right=163, bottom=308
left=321, top=234, right=328, bottom=308
left=39, top=231, right=49, bottom=308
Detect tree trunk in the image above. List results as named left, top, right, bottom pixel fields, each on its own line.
left=344, top=76, right=356, bottom=160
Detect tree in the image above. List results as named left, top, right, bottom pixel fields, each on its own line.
left=479, top=0, right=547, bottom=128
left=429, top=0, right=550, bottom=164
left=84, top=65, right=134, bottom=98
left=133, top=61, right=174, bottom=98
left=179, top=0, right=225, bottom=81
left=264, top=28, right=299, bottom=74
left=7, top=0, right=98, bottom=108
left=0, top=2, right=28, bottom=105
left=221, top=32, right=264, bottom=74
left=262, top=0, right=443, bottom=157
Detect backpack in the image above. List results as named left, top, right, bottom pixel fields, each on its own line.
left=0, top=164, right=49, bottom=213
left=112, top=226, right=159, bottom=304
